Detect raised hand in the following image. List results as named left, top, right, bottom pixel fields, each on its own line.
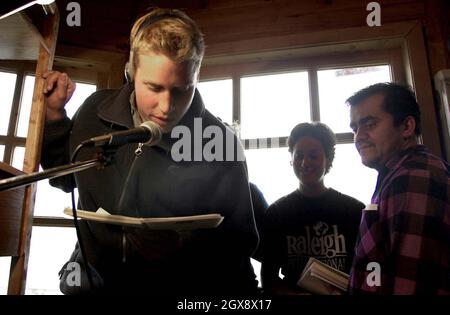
left=42, top=71, right=76, bottom=121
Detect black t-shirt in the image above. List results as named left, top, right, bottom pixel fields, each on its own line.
left=261, top=188, right=365, bottom=287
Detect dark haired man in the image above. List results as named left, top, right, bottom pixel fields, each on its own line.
left=347, top=83, right=450, bottom=294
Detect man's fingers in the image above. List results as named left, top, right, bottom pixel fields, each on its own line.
left=65, top=79, right=76, bottom=104
left=43, top=71, right=76, bottom=108
left=67, top=78, right=76, bottom=95
left=43, top=73, right=59, bottom=94
left=43, top=71, right=65, bottom=94
left=42, top=70, right=53, bottom=79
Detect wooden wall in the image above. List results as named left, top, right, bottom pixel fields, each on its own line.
left=48, top=0, right=449, bottom=155
left=53, top=0, right=449, bottom=75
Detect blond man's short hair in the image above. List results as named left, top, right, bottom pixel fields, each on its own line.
left=127, top=8, right=205, bottom=79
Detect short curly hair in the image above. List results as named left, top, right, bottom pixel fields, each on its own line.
left=288, top=122, right=336, bottom=173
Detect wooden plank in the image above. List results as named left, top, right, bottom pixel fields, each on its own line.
left=204, top=21, right=416, bottom=59
left=55, top=45, right=127, bottom=89
left=0, top=188, right=26, bottom=243
left=404, top=22, right=442, bottom=157
left=8, top=8, right=60, bottom=296
left=422, top=0, right=449, bottom=75
left=201, top=48, right=401, bottom=79
left=0, top=14, right=40, bottom=60
left=51, top=0, right=426, bottom=55
left=192, top=1, right=425, bottom=45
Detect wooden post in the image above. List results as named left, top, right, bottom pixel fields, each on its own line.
left=8, top=8, right=59, bottom=295
left=403, top=22, right=442, bottom=158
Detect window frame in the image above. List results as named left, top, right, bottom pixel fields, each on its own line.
left=0, top=47, right=126, bottom=232
left=200, top=48, right=404, bottom=150
left=0, top=62, right=33, bottom=165
left=0, top=61, right=99, bottom=228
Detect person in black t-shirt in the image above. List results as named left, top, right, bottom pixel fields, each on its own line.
left=260, top=122, right=365, bottom=295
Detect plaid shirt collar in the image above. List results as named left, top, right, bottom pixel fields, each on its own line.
left=372, top=145, right=426, bottom=201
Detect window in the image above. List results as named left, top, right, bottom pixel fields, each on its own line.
left=1, top=227, right=78, bottom=295
left=326, top=143, right=377, bottom=204
left=0, top=68, right=96, bottom=294
left=245, top=147, right=298, bottom=204
left=199, top=64, right=392, bottom=206
left=12, top=146, right=25, bottom=169
left=16, top=75, right=36, bottom=137
left=0, top=71, right=17, bottom=135
left=318, top=66, right=391, bottom=133
left=25, top=227, right=77, bottom=295
left=199, top=62, right=391, bottom=288
left=241, top=72, right=310, bottom=139
left=0, top=258, right=11, bottom=295
left=197, top=79, right=233, bottom=125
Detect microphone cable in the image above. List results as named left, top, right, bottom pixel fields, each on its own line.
left=69, top=143, right=95, bottom=292
left=66, top=122, right=161, bottom=292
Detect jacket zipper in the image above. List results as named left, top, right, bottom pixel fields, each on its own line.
left=135, top=143, right=143, bottom=156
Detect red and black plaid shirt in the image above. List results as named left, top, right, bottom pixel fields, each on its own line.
left=349, top=145, right=450, bottom=294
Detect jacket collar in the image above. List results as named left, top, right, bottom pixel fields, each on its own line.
left=97, top=83, right=135, bottom=129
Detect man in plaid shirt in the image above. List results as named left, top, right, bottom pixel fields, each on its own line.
left=346, top=83, right=449, bottom=294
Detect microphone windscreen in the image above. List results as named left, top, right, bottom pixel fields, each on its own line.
left=140, top=121, right=162, bottom=146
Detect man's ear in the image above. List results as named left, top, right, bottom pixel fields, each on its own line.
left=124, top=62, right=132, bottom=84
left=401, top=116, right=416, bottom=138
left=195, top=70, right=201, bottom=85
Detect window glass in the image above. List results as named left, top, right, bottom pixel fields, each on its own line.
left=0, top=145, right=4, bottom=161
left=197, top=79, right=233, bottom=125
left=0, top=228, right=78, bottom=295
left=325, top=143, right=378, bottom=204
left=318, top=65, right=391, bottom=134
left=17, top=78, right=96, bottom=137
left=245, top=147, right=298, bottom=205
left=25, top=226, right=77, bottom=295
left=34, top=169, right=78, bottom=217
left=241, top=72, right=310, bottom=139
left=11, top=145, right=77, bottom=216
left=251, top=258, right=261, bottom=288
left=12, top=81, right=93, bottom=215
left=0, top=257, right=11, bottom=294
left=12, top=146, right=25, bottom=170
left=65, top=82, right=97, bottom=119
left=0, top=72, right=17, bottom=135
left=16, top=75, right=35, bottom=137
left=246, top=144, right=378, bottom=207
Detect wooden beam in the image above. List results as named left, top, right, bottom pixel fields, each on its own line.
left=404, top=22, right=442, bottom=157
left=8, top=8, right=60, bottom=295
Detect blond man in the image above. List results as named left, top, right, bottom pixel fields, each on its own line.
left=42, top=8, right=258, bottom=295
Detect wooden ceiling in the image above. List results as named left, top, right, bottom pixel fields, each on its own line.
left=3, top=0, right=448, bottom=69
left=50, top=0, right=431, bottom=55
left=53, top=0, right=210, bottom=54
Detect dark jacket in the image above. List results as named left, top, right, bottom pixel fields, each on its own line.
left=42, top=84, right=259, bottom=295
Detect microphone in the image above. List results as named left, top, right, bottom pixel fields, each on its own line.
left=81, top=121, right=162, bottom=147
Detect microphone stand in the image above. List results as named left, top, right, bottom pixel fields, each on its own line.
left=0, top=147, right=116, bottom=293
left=0, top=152, right=112, bottom=192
